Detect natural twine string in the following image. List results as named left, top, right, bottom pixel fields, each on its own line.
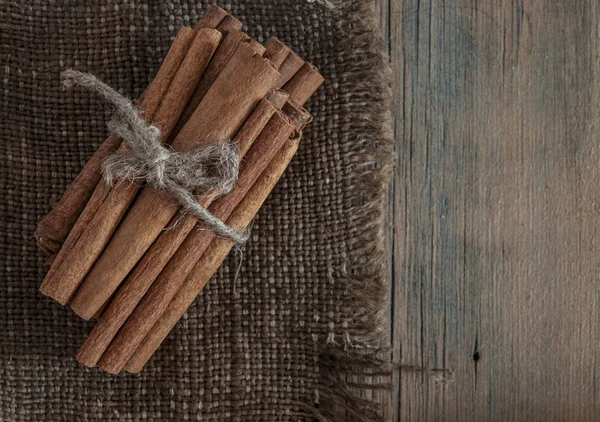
left=61, top=70, right=249, bottom=243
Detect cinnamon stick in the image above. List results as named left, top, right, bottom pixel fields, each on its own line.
left=283, top=62, right=326, bottom=106
left=125, top=135, right=301, bottom=373
left=264, top=38, right=290, bottom=70
left=265, top=89, right=290, bottom=109
left=76, top=98, right=282, bottom=366
left=68, top=44, right=280, bottom=319
left=216, top=15, right=243, bottom=33
left=97, top=111, right=297, bottom=374
left=248, top=39, right=266, bottom=56
left=282, top=99, right=314, bottom=132
left=39, top=28, right=223, bottom=305
left=155, top=30, right=224, bottom=141
left=34, top=27, right=196, bottom=255
left=170, top=30, right=254, bottom=139
left=276, top=50, right=305, bottom=89
left=194, top=4, right=229, bottom=29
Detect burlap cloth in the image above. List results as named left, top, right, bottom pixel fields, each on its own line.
left=0, top=1, right=392, bottom=420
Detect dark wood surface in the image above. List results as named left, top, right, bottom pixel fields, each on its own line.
left=377, top=1, right=600, bottom=420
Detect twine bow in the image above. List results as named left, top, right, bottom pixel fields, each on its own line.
left=62, top=69, right=249, bottom=243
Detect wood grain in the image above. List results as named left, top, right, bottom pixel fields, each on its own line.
left=378, top=0, right=600, bottom=420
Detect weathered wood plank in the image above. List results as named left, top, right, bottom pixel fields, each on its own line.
left=381, top=0, right=600, bottom=420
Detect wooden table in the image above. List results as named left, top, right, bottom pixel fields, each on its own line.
left=376, top=1, right=600, bottom=420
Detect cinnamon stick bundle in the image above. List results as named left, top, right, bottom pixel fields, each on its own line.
left=86, top=110, right=296, bottom=372
left=73, top=79, right=317, bottom=323
left=75, top=92, right=303, bottom=365
left=76, top=98, right=283, bottom=366
left=35, top=7, right=324, bottom=374
left=76, top=98, right=315, bottom=367
left=34, top=6, right=240, bottom=257
left=34, top=27, right=196, bottom=255
left=125, top=136, right=302, bottom=373
left=39, top=28, right=223, bottom=304
left=67, top=44, right=280, bottom=318
left=72, top=56, right=300, bottom=322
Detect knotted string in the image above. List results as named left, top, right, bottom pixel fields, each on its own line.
left=62, top=69, right=249, bottom=243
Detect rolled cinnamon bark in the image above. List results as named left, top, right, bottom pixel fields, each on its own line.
left=39, top=28, right=223, bottom=305
left=216, top=15, right=243, bottom=33
left=98, top=111, right=297, bottom=374
left=170, top=30, right=254, bottom=139
left=76, top=98, right=282, bottom=366
left=264, top=38, right=290, bottom=70
left=265, top=89, right=290, bottom=109
left=276, top=50, right=305, bottom=89
left=155, top=30, right=224, bottom=141
left=34, top=27, right=196, bottom=255
left=68, top=44, right=280, bottom=319
left=283, top=62, right=325, bottom=106
left=92, top=299, right=109, bottom=321
left=282, top=99, right=314, bottom=132
left=194, top=4, right=229, bottom=30
left=248, top=39, right=266, bottom=56
left=125, top=135, right=301, bottom=373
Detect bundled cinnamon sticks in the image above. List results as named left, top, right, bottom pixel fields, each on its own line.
left=36, top=5, right=323, bottom=374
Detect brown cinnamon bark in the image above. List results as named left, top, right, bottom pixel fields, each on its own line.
left=283, top=62, right=326, bottom=106
left=125, top=135, right=301, bottom=373
left=97, top=111, right=296, bottom=374
left=216, top=15, right=243, bottom=33
left=68, top=44, right=280, bottom=319
left=34, top=27, right=196, bottom=255
left=76, top=98, right=281, bottom=366
left=194, top=4, right=229, bottom=29
left=283, top=62, right=325, bottom=105
left=42, top=180, right=110, bottom=287
left=282, top=99, right=314, bottom=132
left=75, top=91, right=311, bottom=326
left=170, top=30, right=255, bottom=139
left=265, top=89, right=290, bottom=109
left=264, top=38, right=290, bottom=70
left=276, top=50, right=305, bottom=89
left=248, top=39, right=266, bottom=56
left=92, top=298, right=110, bottom=320
left=39, top=28, right=223, bottom=305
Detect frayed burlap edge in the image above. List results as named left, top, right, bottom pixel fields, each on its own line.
left=303, top=1, right=394, bottom=421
